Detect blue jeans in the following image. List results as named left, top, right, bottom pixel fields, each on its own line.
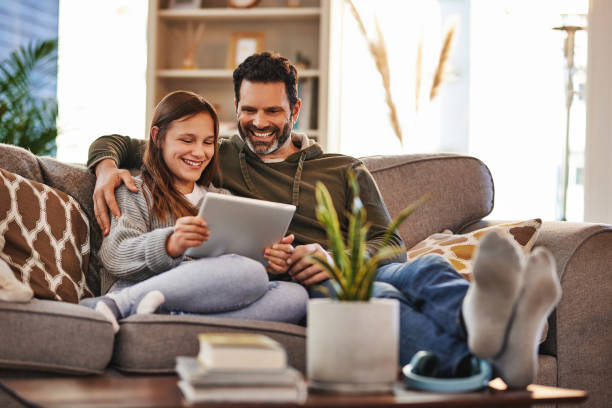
left=375, top=254, right=471, bottom=377
left=93, top=254, right=308, bottom=324
left=309, top=254, right=470, bottom=377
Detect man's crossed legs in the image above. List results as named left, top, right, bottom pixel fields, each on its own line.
left=374, top=231, right=561, bottom=388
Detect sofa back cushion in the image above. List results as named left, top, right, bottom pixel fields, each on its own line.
left=362, top=153, right=494, bottom=249
left=0, top=168, right=93, bottom=303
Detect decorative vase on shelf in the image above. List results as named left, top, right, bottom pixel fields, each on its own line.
left=304, top=169, right=429, bottom=393
left=181, top=22, right=205, bottom=70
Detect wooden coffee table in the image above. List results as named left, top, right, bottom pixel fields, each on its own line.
left=1, top=375, right=587, bottom=408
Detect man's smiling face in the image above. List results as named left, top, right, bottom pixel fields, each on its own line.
left=236, top=80, right=301, bottom=160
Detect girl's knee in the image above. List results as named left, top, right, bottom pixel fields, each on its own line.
left=271, top=281, right=308, bottom=323
left=223, top=254, right=269, bottom=299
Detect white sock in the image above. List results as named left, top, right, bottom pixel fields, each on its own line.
left=95, top=302, right=120, bottom=334
left=462, top=231, right=525, bottom=357
left=136, top=290, right=165, bottom=315
left=495, top=247, right=561, bottom=389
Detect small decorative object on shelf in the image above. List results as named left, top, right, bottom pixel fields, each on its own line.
left=168, top=0, right=201, bottom=9
left=288, top=0, right=301, bottom=7
left=182, top=22, right=205, bottom=69
left=227, top=31, right=265, bottom=68
left=227, top=0, right=260, bottom=8
left=295, top=51, right=311, bottom=71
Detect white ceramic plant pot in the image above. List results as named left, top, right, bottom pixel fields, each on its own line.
left=307, top=298, right=399, bottom=393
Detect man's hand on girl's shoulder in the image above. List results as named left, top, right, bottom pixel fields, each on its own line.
left=93, top=159, right=138, bottom=236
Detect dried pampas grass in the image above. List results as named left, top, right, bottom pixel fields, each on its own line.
left=346, top=0, right=403, bottom=144
left=415, top=38, right=423, bottom=112
left=346, top=1, right=458, bottom=144
left=430, top=19, right=457, bottom=100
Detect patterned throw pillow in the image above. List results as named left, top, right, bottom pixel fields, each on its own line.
left=0, top=168, right=93, bottom=303
left=406, top=219, right=543, bottom=281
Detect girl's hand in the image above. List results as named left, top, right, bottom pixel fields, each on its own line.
left=166, top=216, right=209, bottom=258
left=264, top=234, right=295, bottom=275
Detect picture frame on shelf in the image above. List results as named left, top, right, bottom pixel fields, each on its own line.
left=227, top=31, right=265, bottom=68
left=168, top=0, right=201, bottom=9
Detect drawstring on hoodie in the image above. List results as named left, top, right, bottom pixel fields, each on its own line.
left=239, top=148, right=307, bottom=207
left=291, top=152, right=306, bottom=206
left=239, top=149, right=260, bottom=197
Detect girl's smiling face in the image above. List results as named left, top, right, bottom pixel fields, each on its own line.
left=155, top=111, right=215, bottom=194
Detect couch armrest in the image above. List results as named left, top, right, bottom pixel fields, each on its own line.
left=469, top=220, right=612, bottom=401
left=535, top=222, right=612, bottom=401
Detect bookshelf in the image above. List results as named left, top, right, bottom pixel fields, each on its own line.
left=146, top=0, right=341, bottom=149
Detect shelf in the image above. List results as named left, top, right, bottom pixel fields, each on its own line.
left=148, top=0, right=332, bottom=149
left=158, top=7, right=321, bottom=21
left=157, top=69, right=321, bottom=79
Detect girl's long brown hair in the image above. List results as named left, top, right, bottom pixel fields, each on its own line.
left=143, top=90, right=219, bottom=222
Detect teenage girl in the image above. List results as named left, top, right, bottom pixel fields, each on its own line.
left=81, top=91, right=308, bottom=332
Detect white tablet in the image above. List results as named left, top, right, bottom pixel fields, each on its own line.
left=185, top=192, right=296, bottom=265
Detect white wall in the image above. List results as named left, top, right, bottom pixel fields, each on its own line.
left=584, top=0, right=612, bottom=224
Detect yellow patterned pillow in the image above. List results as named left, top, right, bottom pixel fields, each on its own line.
left=406, top=219, right=542, bottom=281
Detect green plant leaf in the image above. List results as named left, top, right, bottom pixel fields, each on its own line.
left=0, top=38, right=58, bottom=155
left=315, top=181, right=349, bottom=273
left=313, top=169, right=429, bottom=301
left=306, top=253, right=348, bottom=299
left=346, top=170, right=367, bottom=290
left=381, top=193, right=432, bottom=246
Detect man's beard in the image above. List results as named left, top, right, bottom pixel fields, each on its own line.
left=238, top=121, right=292, bottom=156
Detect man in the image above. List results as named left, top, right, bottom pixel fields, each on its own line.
left=88, top=52, right=561, bottom=387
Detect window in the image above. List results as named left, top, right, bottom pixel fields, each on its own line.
left=338, top=0, right=588, bottom=221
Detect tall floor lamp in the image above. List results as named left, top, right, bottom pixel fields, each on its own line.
left=553, top=24, right=584, bottom=221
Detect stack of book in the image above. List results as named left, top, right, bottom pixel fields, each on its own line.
left=176, top=333, right=307, bottom=404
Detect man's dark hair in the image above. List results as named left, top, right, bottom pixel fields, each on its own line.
left=233, top=52, right=299, bottom=110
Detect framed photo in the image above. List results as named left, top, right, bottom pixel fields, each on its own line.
left=227, top=31, right=265, bottom=68
left=168, top=0, right=200, bottom=9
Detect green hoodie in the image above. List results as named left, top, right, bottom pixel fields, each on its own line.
left=88, top=134, right=407, bottom=266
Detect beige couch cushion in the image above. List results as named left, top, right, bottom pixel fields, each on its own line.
left=0, top=299, right=114, bottom=374
left=112, top=314, right=306, bottom=374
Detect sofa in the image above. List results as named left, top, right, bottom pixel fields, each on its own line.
left=0, top=142, right=610, bottom=407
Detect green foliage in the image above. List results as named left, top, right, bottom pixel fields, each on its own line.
left=0, top=39, right=58, bottom=155
left=310, top=169, right=430, bottom=301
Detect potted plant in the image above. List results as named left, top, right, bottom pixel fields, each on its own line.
left=306, top=169, right=428, bottom=393
left=0, top=39, right=58, bottom=155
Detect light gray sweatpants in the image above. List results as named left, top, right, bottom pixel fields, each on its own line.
left=84, top=254, right=308, bottom=324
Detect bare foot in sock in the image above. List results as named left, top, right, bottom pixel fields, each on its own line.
left=136, top=290, right=165, bottom=315
left=495, top=247, right=561, bottom=389
left=462, top=231, right=525, bottom=357
left=95, top=302, right=120, bottom=333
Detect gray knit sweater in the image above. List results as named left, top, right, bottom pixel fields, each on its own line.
left=99, top=176, right=228, bottom=293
